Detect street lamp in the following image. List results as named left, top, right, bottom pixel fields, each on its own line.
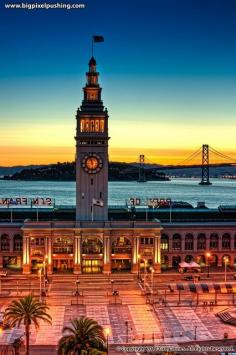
left=194, top=325, right=197, bottom=340
left=144, top=259, right=147, bottom=292
left=125, top=321, right=129, bottom=343
left=206, top=252, right=211, bottom=278
left=75, top=279, right=80, bottom=305
left=104, top=327, right=110, bottom=354
left=224, top=257, right=229, bottom=282
left=137, top=254, right=141, bottom=280
left=150, top=267, right=154, bottom=302
left=112, top=290, right=119, bottom=305
left=38, top=268, right=42, bottom=303
left=110, top=279, right=114, bottom=293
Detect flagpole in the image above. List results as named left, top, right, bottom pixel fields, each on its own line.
left=91, top=204, right=94, bottom=222
left=91, top=36, right=94, bottom=57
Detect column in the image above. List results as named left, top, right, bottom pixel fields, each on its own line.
left=167, top=234, right=173, bottom=268
left=181, top=234, right=185, bottom=252
left=132, top=235, right=139, bottom=274
left=0, top=255, right=3, bottom=269
left=193, top=233, right=198, bottom=253
left=9, top=233, right=14, bottom=253
left=153, top=233, right=161, bottom=273
left=103, top=234, right=111, bottom=274
left=74, top=234, right=81, bottom=274
left=206, top=232, right=210, bottom=251
left=230, top=233, right=234, bottom=251
left=23, top=234, right=30, bottom=274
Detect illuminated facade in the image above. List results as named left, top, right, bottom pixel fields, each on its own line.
left=0, top=57, right=235, bottom=275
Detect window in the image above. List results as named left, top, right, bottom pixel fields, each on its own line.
left=197, top=234, right=206, bottom=250
left=1, top=234, right=10, bottom=251
left=100, top=120, right=105, bottom=132
left=185, top=234, right=193, bottom=250
left=14, top=234, right=22, bottom=251
left=161, top=234, right=169, bottom=251
left=140, top=238, right=153, bottom=245
left=95, top=120, right=99, bottom=132
left=80, top=119, right=85, bottom=132
left=172, top=234, right=181, bottom=250
left=222, top=233, right=230, bottom=249
left=210, top=233, right=218, bottom=249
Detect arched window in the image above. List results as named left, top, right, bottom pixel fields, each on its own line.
left=14, top=234, right=22, bottom=251
left=185, top=234, right=193, bottom=250
left=80, top=119, right=85, bottom=132
left=172, top=234, right=181, bottom=250
left=161, top=234, right=169, bottom=251
left=95, top=120, right=99, bottom=132
left=222, top=233, right=230, bottom=249
left=90, top=120, right=95, bottom=132
left=100, top=119, right=105, bottom=132
left=210, top=233, right=218, bottom=249
left=82, top=238, right=103, bottom=254
left=112, top=237, right=131, bottom=254
left=197, top=233, right=206, bottom=250
left=53, top=237, right=73, bottom=254
left=1, top=234, right=10, bottom=251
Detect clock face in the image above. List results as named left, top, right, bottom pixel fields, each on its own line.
left=82, top=154, right=103, bottom=174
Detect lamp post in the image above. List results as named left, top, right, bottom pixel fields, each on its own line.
left=144, top=259, right=147, bottom=292
left=206, top=252, right=211, bottom=278
left=104, top=327, right=110, bottom=354
left=150, top=267, right=154, bottom=302
left=137, top=254, right=140, bottom=280
left=125, top=321, right=129, bottom=343
left=112, top=290, right=119, bottom=305
left=194, top=325, right=197, bottom=340
left=110, top=279, right=114, bottom=293
left=224, top=257, right=229, bottom=282
left=38, top=268, right=42, bottom=303
left=75, top=279, right=80, bottom=305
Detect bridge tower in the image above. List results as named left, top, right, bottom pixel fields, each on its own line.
left=138, top=154, right=146, bottom=182
left=199, top=144, right=212, bottom=185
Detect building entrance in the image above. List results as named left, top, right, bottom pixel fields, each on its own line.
left=53, top=259, right=73, bottom=273
left=82, top=259, right=103, bottom=274
left=111, top=259, right=131, bottom=273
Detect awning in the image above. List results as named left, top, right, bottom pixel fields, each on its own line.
left=168, top=283, right=236, bottom=294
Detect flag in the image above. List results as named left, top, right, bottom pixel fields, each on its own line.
left=92, top=198, right=104, bottom=207
left=93, top=35, right=104, bottom=43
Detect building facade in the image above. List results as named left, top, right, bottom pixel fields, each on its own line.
left=0, top=57, right=235, bottom=275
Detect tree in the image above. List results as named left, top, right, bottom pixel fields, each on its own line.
left=3, top=295, right=52, bottom=355
left=58, top=317, right=107, bottom=355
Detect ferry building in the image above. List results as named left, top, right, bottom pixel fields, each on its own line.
left=0, top=58, right=236, bottom=274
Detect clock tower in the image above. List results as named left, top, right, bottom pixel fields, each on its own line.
left=75, top=57, right=109, bottom=221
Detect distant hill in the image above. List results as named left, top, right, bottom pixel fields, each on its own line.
left=0, top=165, right=45, bottom=177
left=3, top=162, right=170, bottom=182
left=2, top=162, right=236, bottom=181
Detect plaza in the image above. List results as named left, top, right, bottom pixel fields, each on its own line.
left=0, top=273, right=236, bottom=354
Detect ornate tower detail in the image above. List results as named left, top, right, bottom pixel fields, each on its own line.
left=75, top=57, right=109, bottom=221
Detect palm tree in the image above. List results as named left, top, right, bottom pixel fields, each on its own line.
left=58, top=317, right=107, bottom=355
left=3, top=295, right=52, bottom=355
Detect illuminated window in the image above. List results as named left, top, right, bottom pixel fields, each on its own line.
left=95, top=120, right=99, bottom=132
left=90, top=120, right=95, bottom=132
left=80, top=119, right=85, bottom=132
left=100, top=119, right=105, bottom=132
left=85, top=120, right=90, bottom=132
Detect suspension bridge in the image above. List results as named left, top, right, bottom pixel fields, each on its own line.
left=137, top=145, right=236, bottom=185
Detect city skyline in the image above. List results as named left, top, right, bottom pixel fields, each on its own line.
left=1, top=0, right=236, bottom=165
